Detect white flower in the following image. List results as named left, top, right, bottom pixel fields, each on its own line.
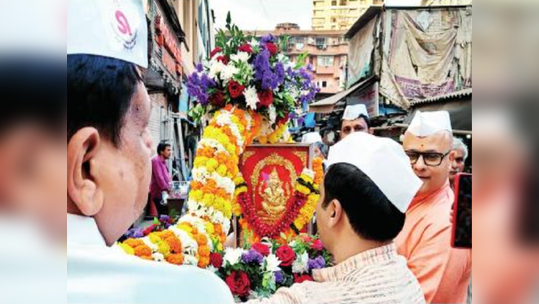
left=301, top=168, right=315, bottom=180
left=231, top=51, right=250, bottom=63
left=220, top=64, right=240, bottom=82
left=184, top=254, right=199, bottom=266
left=268, top=105, right=277, bottom=125
left=142, top=237, right=158, bottom=251
left=265, top=254, right=282, bottom=272
left=152, top=252, right=165, bottom=262
left=224, top=248, right=245, bottom=266
left=244, top=86, right=259, bottom=110
left=208, top=60, right=227, bottom=80
left=292, top=252, right=309, bottom=274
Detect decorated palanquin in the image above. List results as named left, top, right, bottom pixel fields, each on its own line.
left=236, top=145, right=313, bottom=244
left=116, top=18, right=329, bottom=300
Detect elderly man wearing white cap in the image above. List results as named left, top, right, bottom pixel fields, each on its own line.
left=340, top=104, right=373, bottom=140
left=396, top=111, right=472, bottom=304
left=67, top=1, right=233, bottom=303
left=247, top=132, right=425, bottom=304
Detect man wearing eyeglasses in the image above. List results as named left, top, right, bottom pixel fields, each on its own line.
left=395, top=111, right=472, bottom=304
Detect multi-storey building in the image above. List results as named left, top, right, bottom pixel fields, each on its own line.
left=312, top=0, right=384, bottom=31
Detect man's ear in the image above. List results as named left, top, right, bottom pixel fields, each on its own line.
left=368, top=127, right=374, bottom=135
left=327, top=199, right=343, bottom=228
left=67, top=127, right=104, bottom=216
left=448, top=150, right=456, bottom=170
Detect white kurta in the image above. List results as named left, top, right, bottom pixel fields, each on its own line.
left=67, top=214, right=234, bottom=304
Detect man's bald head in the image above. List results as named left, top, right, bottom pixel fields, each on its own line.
left=403, top=130, right=454, bottom=195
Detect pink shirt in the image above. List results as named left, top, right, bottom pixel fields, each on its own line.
left=247, top=244, right=425, bottom=304
left=395, top=182, right=472, bottom=304
left=149, top=155, right=171, bottom=202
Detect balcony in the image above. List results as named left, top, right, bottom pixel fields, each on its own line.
left=316, top=65, right=335, bottom=75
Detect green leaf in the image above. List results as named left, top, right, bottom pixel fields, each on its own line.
left=226, top=11, right=232, bottom=27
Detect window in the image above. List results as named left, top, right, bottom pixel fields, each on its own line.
left=315, top=37, right=327, bottom=46
left=331, top=0, right=337, bottom=6
left=322, top=81, right=327, bottom=88
left=340, top=0, right=347, bottom=6
left=331, top=17, right=337, bottom=23
left=317, top=56, right=334, bottom=67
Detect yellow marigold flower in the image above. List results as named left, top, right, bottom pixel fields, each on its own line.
left=158, top=242, right=171, bottom=256
left=296, top=185, right=311, bottom=195
left=204, top=222, right=215, bottom=234
left=206, top=158, right=218, bottom=172
left=149, top=233, right=162, bottom=244
left=216, top=164, right=227, bottom=176
left=118, top=243, right=135, bottom=255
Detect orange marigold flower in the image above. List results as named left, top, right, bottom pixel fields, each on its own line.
left=199, top=245, right=210, bottom=256
left=124, top=239, right=144, bottom=248
left=166, top=253, right=184, bottom=265
left=165, top=236, right=182, bottom=253
left=134, top=245, right=152, bottom=258
left=196, top=234, right=208, bottom=246
left=198, top=256, right=210, bottom=268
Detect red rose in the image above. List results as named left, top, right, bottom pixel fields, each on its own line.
left=225, top=271, right=251, bottom=298
left=216, top=55, right=229, bottom=65
left=210, top=252, right=223, bottom=269
left=238, top=43, right=253, bottom=54
left=312, top=239, right=324, bottom=251
left=210, top=47, right=222, bottom=58
left=209, top=91, right=226, bottom=107
left=275, top=245, right=296, bottom=267
left=251, top=243, right=270, bottom=257
left=266, top=42, right=277, bottom=56
left=228, top=80, right=245, bottom=99
left=257, top=89, right=274, bottom=107
left=294, top=274, right=314, bottom=284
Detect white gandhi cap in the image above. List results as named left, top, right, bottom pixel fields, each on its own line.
left=301, top=132, right=323, bottom=144
left=68, top=0, right=148, bottom=68
left=326, top=132, right=422, bottom=213
left=407, top=110, right=452, bottom=137
left=342, top=104, right=369, bottom=121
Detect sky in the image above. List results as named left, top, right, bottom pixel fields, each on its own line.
left=210, top=0, right=421, bottom=31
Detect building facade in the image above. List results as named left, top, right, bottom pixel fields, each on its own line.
left=312, top=0, right=383, bottom=31
left=422, top=0, right=472, bottom=5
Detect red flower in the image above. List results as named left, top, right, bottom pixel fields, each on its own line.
left=277, top=113, right=289, bottom=125
left=300, top=234, right=312, bottom=243
left=294, top=274, right=314, bottom=283
left=228, top=81, right=245, bottom=99
left=216, top=55, right=229, bottom=65
left=210, top=252, right=223, bottom=269
left=257, top=89, right=274, bottom=107
left=143, top=224, right=158, bottom=236
left=209, top=91, right=226, bottom=107
left=225, top=271, right=251, bottom=298
left=210, top=47, right=222, bottom=58
left=251, top=243, right=270, bottom=257
left=276, top=245, right=296, bottom=267
left=266, top=42, right=277, bottom=56
left=238, top=43, right=253, bottom=54
left=312, top=239, right=324, bottom=251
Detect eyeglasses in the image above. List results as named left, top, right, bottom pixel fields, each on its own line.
left=405, top=150, right=451, bottom=167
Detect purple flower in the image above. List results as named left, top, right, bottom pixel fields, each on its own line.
left=253, top=50, right=285, bottom=91
left=125, top=227, right=144, bottom=239
left=187, top=72, right=215, bottom=106
left=242, top=250, right=264, bottom=264
left=308, top=256, right=326, bottom=270
left=274, top=271, right=285, bottom=284
left=260, top=34, right=276, bottom=44
left=196, top=63, right=204, bottom=73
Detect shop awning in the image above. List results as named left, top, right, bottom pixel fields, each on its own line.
left=309, top=77, right=374, bottom=113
